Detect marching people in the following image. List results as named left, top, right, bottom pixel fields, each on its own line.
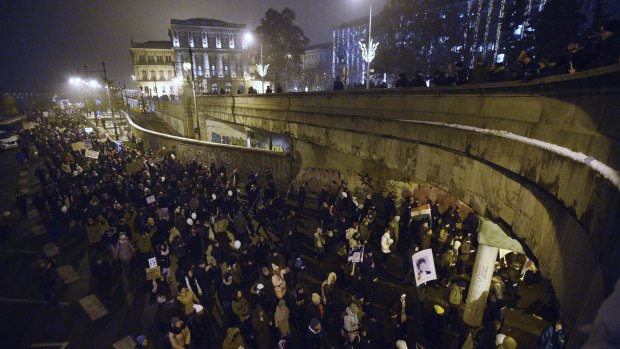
left=21, top=116, right=558, bottom=349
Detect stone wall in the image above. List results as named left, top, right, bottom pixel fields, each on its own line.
left=186, top=65, right=620, bottom=347
left=125, top=113, right=292, bottom=190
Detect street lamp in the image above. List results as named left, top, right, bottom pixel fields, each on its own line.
left=357, top=0, right=379, bottom=89
left=183, top=49, right=200, bottom=139
left=244, top=32, right=268, bottom=93
left=69, top=74, right=88, bottom=118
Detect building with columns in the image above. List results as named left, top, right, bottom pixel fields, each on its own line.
left=301, top=43, right=333, bottom=91
left=130, top=40, right=177, bottom=97
left=169, top=18, right=252, bottom=95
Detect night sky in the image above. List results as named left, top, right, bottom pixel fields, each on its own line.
left=0, top=0, right=387, bottom=93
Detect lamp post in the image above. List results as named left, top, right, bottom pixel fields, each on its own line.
left=72, top=70, right=88, bottom=118
left=84, top=65, right=99, bottom=125
left=139, top=86, right=147, bottom=120
left=183, top=47, right=200, bottom=139
left=245, top=32, right=269, bottom=93
left=101, top=61, right=119, bottom=140
left=357, top=1, right=379, bottom=89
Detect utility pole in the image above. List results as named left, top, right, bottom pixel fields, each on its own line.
left=101, top=61, right=119, bottom=140
left=140, top=86, right=147, bottom=120
left=76, top=68, right=88, bottom=118
left=84, top=65, right=98, bottom=125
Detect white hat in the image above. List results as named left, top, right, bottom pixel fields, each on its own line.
left=228, top=190, right=233, bottom=197
left=211, top=194, right=217, bottom=200
left=395, top=340, right=408, bottom=349
left=256, top=283, right=264, bottom=291
left=61, top=206, right=68, bottom=213
left=496, top=333, right=506, bottom=346
left=191, top=212, right=197, bottom=220
left=72, top=170, right=78, bottom=176
left=342, top=192, right=348, bottom=198
left=233, top=240, right=241, bottom=249
left=186, top=218, right=194, bottom=226
left=193, top=304, right=204, bottom=313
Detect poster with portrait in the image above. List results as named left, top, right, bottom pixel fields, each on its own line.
left=412, top=248, right=437, bottom=287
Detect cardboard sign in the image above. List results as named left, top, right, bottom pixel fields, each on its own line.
left=146, top=195, right=156, bottom=204
left=412, top=248, right=438, bottom=287
left=126, top=161, right=143, bottom=174
left=84, top=127, right=93, bottom=133
left=145, top=266, right=161, bottom=280
left=71, top=141, right=86, bottom=151
left=85, top=149, right=99, bottom=159
left=43, top=111, right=49, bottom=118
left=148, top=257, right=158, bottom=268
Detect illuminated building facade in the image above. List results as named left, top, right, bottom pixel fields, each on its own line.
left=169, top=18, right=252, bottom=94
left=130, top=40, right=176, bottom=97
left=332, top=18, right=370, bottom=86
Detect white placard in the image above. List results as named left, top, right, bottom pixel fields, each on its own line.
left=84, top=149, right=99, bottom=159
left=148, top=257, right=157, bottom=268
left=146, top=195, right=156, bottom=204
left=412, top=248, right=438, bottom=287
left=84, top=127, right=93, bottom=133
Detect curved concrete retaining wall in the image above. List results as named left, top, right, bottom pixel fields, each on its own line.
left=123, top=112, right=292, bottom=189
left=191, top=66, right=620, bottom=347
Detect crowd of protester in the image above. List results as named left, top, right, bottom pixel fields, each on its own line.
left=349, top=19, right=620, bottom=90
left=10, top=113, right=568, bottom=349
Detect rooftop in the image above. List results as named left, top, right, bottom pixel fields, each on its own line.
left=306, top=42, right=332, bottom=51
left=170, top=18, right=246, bottom=29
left=130, top=40, right=172, bottom=49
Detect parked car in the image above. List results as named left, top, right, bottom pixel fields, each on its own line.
left=0, top=131, right=18, bottom=150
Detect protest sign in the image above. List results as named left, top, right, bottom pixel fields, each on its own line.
left=126, top=161, right=143, bottom=174
left=412, top=248, right=438, bottom=286
left=71, top=141, right=86, bottom=151
left=148, top=257, right=158, bottom=268
left=84, top=139, right=92, bottom=149
left=85, top=149, right=99, bottom=159
left=145, top=266, right=161, bottom=280
left=146, top=195, right=156, bottom=205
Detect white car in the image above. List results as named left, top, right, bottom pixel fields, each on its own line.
left=0, top=131, right=18, bottom=150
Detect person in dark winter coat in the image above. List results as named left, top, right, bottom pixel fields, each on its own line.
left=304, top=318, right=326, bottom=349
left=538, top=320, right=567, bottom=349
left=251, top=304, right=273, bottom=349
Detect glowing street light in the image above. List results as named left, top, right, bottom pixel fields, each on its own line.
left=244, top=32, right=268, bottom=93
left=356, top=0, right=379, bottom=89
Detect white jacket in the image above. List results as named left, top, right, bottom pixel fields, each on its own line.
left=381, top=232, right=393, bottom=253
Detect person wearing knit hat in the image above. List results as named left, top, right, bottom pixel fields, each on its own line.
left=305, top=317, right=325, bottom=348
left=135, top=335, right=152, bottom=348
left=306, top=293, right=325, bottom=323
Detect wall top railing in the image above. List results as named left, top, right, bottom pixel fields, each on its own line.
left=122, top=110, right=288, bottom=157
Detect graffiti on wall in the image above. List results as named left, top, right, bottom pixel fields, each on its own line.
left=299, top=167, right=342, bottom=193
left=212, top=132, right=246, bottom=147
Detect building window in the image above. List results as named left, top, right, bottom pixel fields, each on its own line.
left=157, top=56, right=163, bottom=63
left=148, top=56, right=155, bottom=63
left=141, top=70, right=147, bottom=80
left=211, top=83, right=218, bottom=94
left=150, top=70, right=156, bottom=80
left=167, top=70, right=173, bottom=80
left=165, top=56, right=172, bottom=63
left=139, top=55, right=146, bottom=63
left=225, top=82, right=232, bottom=94
left=159, top=70, right=164, bottom=80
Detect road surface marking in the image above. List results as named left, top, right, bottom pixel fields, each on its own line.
left=56, top=265, right=80, bottom=284
left=0, top=297, right=70, bottom=306
left=113, top=336, right=137, bottom=349
left=0, top=249, right=40, bottom=254
left=78, top=294, right=109, bottom=320
left=31, top=342, right=69, bottom=349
